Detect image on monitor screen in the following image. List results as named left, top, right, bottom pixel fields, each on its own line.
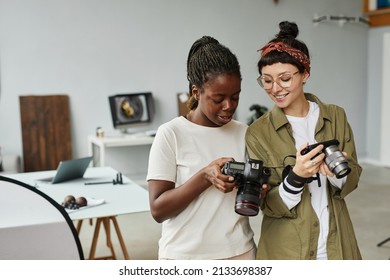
left=108, top=92, right=154, bottom=132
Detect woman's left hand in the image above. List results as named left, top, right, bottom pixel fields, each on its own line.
left=260, top=184, right=270, bottom=199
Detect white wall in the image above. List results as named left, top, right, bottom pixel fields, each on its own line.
left=380, top=32, right=390, bottom=166
left=0, top=0, right=369, bottom=170
left=366, top=26, right=390, bottom=166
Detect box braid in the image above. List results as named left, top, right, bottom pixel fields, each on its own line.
left=186, top=36, right=241, bottom=111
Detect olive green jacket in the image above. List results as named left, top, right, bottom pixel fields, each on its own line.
left=246, top=93, right=362, bottom=260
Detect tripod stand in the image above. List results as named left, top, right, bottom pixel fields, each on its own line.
left=377, top=237, right=390, bottom=247
left=377, top=236, right=390, bottom=259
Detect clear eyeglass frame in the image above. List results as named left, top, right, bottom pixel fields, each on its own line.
left=257, top=71, right=300, bottom=90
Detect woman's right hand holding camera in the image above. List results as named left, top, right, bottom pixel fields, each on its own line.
left=294, top=143, right=325, bottom=178
left=204, top=157, right=236, bottom=193
left=149, top=157, right=237, bottom=222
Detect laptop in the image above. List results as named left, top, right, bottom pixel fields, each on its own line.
left=36, top=156, right=93, bottom=184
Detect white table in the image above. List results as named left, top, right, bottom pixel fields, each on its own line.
left=5, top=166, right=150, bottom=260
left=88, top=134, right=154, bottom=167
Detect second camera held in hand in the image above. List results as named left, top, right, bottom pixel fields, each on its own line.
left=301, top=139, right=351, bottom=179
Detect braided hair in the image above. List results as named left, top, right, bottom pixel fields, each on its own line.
left=258, top=21, right=310, bottom=75
left=186, top=36, right=241, bottom=111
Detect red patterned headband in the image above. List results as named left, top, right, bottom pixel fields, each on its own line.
left=258, top=42, right=311, bottom=74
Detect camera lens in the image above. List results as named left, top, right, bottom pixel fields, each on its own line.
left=235, top=181, right=261, bottom=216
left=324, top=145, right=351, bottom=179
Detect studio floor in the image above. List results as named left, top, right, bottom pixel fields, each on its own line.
left=76, top=163, right=390, bottom=260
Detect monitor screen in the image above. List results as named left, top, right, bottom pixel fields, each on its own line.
left=108, top=92, right=154, bottom=132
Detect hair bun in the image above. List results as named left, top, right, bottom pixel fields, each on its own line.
left=200, top=35, right=219, bottom=46
left=276, top=21, right=299, bottom=39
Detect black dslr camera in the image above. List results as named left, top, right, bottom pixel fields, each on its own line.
left=222, top=159, right=271, bottom=216
left=300, top=139, right=351, bottom=179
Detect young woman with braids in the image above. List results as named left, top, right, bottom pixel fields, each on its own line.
left=147, top=36, right=256, bottom=259
left=245, top=21, right=362, bottom=260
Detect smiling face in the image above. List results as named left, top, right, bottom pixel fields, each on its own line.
left=261, top=62, right=309, bottom=116
left=190, top=73, right=241, bottom=127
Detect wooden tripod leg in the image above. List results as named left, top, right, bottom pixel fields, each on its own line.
left=76, top=219, right=83, bottom=234
left=76, top=218, right=94, bottom=235
left=103, top=217, right=117, bottom=260
left=87, top=216, right=129, bottom=260
left=89, top=218, right=103, bottom=260
left=110, top=216, right=131, bottom=260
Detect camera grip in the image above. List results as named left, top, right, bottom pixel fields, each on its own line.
left=300, top=139, right=340, bottom=156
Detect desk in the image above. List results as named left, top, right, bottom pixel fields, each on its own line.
left=88, top=134, right=154, bottom=167
left=6, top=167, right=150, bottom=260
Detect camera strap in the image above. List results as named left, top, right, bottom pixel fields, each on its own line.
left=309, top=173, right=321, bottom=187
left=282, top=155, right=296, bottom=179
left=282, top=155, right=321, bottom=187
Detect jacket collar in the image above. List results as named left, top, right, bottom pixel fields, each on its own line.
left=270, top=93, right=332, bottom=131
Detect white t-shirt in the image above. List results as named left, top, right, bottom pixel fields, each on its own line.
left=147, top=116, right=255, bottom=259
left=282, top=101, right=344, bottom=260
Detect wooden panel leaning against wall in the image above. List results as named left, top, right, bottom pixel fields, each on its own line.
left=19, top=95, right=72, bottom=172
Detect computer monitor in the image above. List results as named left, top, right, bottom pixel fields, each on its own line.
left=108, top=92, right=155, bottom=133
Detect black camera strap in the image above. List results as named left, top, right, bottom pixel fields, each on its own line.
left=306, top=172, right=321, bottom=187
left=282, top=155, right=321, bottom=188
left=282, top=155, right=296, bottom=179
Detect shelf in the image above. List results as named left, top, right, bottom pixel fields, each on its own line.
left=364, top=7, right=390, bottom=15
left=363, top=0, right=390, bottom=27
left=88, top=135, right=154, bottom=148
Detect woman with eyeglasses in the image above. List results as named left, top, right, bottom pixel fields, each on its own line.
left=246, top=21, right=362, bottom=260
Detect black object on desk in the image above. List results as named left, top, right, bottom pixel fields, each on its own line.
left=84, top=172, right=123, bottom=185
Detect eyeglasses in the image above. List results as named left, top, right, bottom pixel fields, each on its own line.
left=257, top=71, right=300, bottom=90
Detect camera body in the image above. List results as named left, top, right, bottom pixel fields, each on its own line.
left=300, top=139, right=351, bottom=179
left=222, top=159, right=270, bottom=216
